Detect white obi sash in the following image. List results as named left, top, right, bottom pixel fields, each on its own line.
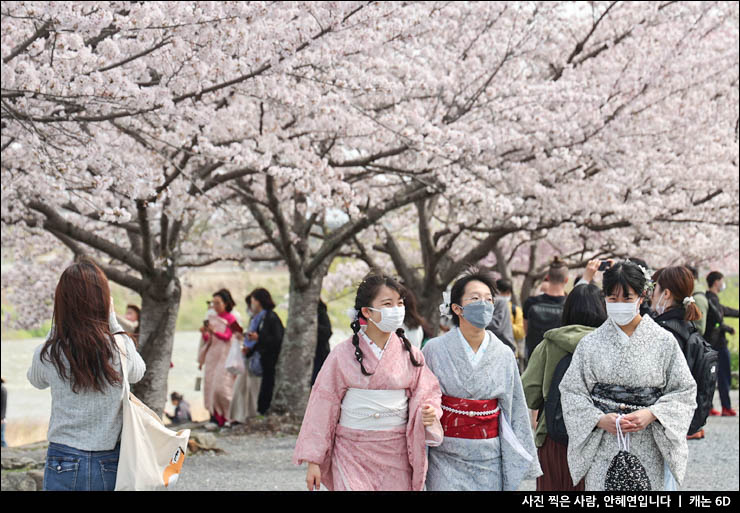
left=339, top=388, right=408, bottom=431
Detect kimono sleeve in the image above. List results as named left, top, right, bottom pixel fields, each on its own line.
left=406, top=347, right=443, bottom=491
left=501, top=349, right=542, bottom=489
left=292, top=347, right=347, bottom=468
left=647, top=337, right=697, bottom=484
left=212, top=313, right=234, bottom=341
left=559, top=340, right=606, bottom=485
left=410, top=351, right=443, bottom=446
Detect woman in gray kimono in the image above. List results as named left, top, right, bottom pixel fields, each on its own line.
left=559, top=261, right=696, bottom=491
left=422, top=268, right=541, bottom=490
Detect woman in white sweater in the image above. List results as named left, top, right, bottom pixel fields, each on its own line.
left=27, top=258, right=146, bottom=491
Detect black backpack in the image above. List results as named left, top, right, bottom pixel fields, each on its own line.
left=544, top=353, right=573, bottom=446
left=658, top=318, right=718, bottom=435
left=525, top=300, right=564, bottom=356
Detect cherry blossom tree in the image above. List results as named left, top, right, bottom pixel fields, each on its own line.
left=328, top=0, right=739, bottom=326
left=3, top=1, right=738, bottom=415
left=1, top=1, right=446, bottom=413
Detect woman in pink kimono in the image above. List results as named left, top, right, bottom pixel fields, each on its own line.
left=200, top=289, right=239, bottom=427
left=293, top=272, right=444, bottom=491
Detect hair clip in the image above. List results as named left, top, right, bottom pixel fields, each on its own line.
left=438, top=290, right=452, bottom=319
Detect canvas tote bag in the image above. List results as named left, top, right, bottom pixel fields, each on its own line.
left=114, top=334, right=191, bottom=490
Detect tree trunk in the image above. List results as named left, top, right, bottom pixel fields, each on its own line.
left=131, top=276, right=182, bottom=417
left=271, top=263, right=331, bottom=415
left=520, top=273, right=538, bottom=305
left=417, top=282, right=445, bottom=337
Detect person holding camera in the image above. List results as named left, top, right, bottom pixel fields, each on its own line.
left=27, top=258, right=146, bottom=491
left=200, top=289, right=239, bottom=428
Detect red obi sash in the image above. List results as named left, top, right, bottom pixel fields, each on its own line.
left=440, top=395, right=500, bottom=439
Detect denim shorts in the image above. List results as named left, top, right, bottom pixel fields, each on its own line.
left=43, top=441, right=120, bottom=491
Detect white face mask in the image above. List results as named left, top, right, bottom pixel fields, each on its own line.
left=367, top=306, right=406, bottom=333
left=606, top=298, right=641, bottom=326
left=653, top=289, right=669, bottom=316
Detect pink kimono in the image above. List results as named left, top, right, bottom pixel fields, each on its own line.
left=202, top=311, right=237, bottom=421
left=293, top=332, right=443, bottom=491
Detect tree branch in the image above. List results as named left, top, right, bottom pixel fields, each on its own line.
left=3, top=20, right=52, bottom=64
left=28, top=200, right=150, bottom=274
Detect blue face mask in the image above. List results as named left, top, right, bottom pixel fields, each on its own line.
left=458, top=300, right=494, bottom=329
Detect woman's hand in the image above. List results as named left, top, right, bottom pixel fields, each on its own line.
left=620, top=409, right=657, bottom=433
left=582, top=259, right=601, bottom=284
left=597, top=413, right=636, bottom=435
left=422, top=405, right=437, bottom=427
left=247, top=331, right=258, bottom=341
left=306, top=462, right=321, bottom=491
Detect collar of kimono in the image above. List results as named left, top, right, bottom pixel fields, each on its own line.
left=359, top=326, right=393, bottom=355
left=440, top=395, right=500, bottom=439
left=455, top=327, right=490, bottom=367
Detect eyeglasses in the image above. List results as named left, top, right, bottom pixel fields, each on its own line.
left=461, top=295, right=494, bottom=304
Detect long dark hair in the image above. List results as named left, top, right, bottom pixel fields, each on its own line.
left=41, top=257, right=123, bottom=394
left=561, top=283, right=608, bottom=328
left=350, top=271, right=422, bottom=376
left=400, top=286, right=433, bottom=339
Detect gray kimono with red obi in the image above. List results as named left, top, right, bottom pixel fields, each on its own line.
left=422, top=328, right=542, bottom=490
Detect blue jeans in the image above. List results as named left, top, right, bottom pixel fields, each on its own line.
left=43, top=442, right=120, bottom=491
left=1, top=421, right=6, bottom=447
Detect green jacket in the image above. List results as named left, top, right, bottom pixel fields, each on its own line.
left=521, top=324, right=595, bottom=448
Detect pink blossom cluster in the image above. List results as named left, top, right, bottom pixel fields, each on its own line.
left=1, top=2, right=738, bottom=331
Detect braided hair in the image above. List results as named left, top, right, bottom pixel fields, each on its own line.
left=351, top=271, right=423, bottom=376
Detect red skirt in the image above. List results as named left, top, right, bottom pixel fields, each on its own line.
left=536, top=435, right=585, bottom=491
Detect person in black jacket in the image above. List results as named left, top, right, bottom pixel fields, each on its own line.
left=523, top=257, right=568, bottom=361
left=245, top=288, right=284, bottom=415
left=651, top=266, right=716, bottom=439
left=311, top=300, right=332, bottom=386
left=704, top=271, right=739, bottom=417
